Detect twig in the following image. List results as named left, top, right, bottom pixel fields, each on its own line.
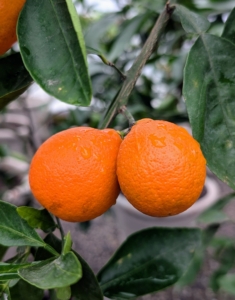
left=56, top=216, right=65, bottom=247
left=99, top=2, right=175, bottom=128
left=118, top=106, right=135, bottom=127
left=98, top=54, right=126, bottom=80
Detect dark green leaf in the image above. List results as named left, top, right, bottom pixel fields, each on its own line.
left=18, top=252, right=82, bottom=289
left=17, top=207, right=57, bottom=233
left=18, top=0, right=92, bottom=106
left=97, top=228, right=201, bottom=299
left=0, top=53, right=32, bottom=110
left=175, top=4, right=210, bottom=34
left=175, top=249, right=204, bottom=289
left=219, top=274, right=235, bottom=295
left=71, top=251, right=103, bottom=300
left=35, top=233, right=62, bottom=261
left=56, top=286, right=71, bottom=300
left=183, top=34, right=235, bottom=189
left=222, top=7, right=235, bottom=44
left=0, top=246, right=8, bottom=261
left=10, top=279, right=43, bottom=300
left=0, top=200, right=48, bottom=248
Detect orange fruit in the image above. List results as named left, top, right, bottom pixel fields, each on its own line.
left=117, top=119, right=206, bottom=217
left=29, top=127, right=122, bottom=222
left=0, top=0, right=26, bottom=55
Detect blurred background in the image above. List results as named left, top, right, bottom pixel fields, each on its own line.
left=1, top=0, right=235, bottom=299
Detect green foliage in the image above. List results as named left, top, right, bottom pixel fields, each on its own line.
left=183, top=32, right=235, bottom=190
left=1, top=1, right=235, bottom=299
left=0, top=200, right=49, bottom=248
left=17, top=0, right=92, bottom=106
left=17, top=207, right=57, bottom=233
left=97, top=228, right=201, bottom=299
left=10, top=280, right=43, bottom=300
left=18, top=252, right=82, bottom=289
left=175, top=4, right=210, bottom=33
left=0, top=53, right=32, bottom=110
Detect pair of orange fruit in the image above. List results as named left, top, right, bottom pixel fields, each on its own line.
left=29, top=119, right=206, bottom=222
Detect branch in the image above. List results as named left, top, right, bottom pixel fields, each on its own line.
left=99, top=2, right=175, bottom=128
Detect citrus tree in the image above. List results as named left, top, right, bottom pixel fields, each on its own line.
left=1, top=0, right=235, bottom=299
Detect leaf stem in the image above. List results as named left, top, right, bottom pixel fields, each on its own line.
left=99, top=2, right=175, bottom=128
left=98, top=54, right=126, bottom=80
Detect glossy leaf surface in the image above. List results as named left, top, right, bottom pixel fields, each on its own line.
left=183, top=34, right=235, bottom=189
left=0, top=53, right=32, bottom=110
left=221, top=7, right=235, bottom=44
left=17, top=207, right=57, bottom=233
left=0, top=200, right=47, bottom=248
left=10, top=279, right=43, bottom=300
left=71, top=251, right=103, bottom=300
left=19, top=252, right=82, bottom=289
left=97, top=228, right=201, bottom=299
left=18, top=0, right=92, bottom=106
left=175, top=4, right=210, bottom=34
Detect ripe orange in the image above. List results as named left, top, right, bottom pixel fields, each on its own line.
left=117, top=119, right=206, bottom=217
left=29, top=127, right=122, bottom=222
left=0, top=0, right=26, bottom=55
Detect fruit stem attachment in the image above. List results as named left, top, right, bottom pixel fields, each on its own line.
left=118, top=106, right=135, bottom=127
left=99, top=2, right=175, bottom=129
left=56, top=217, right=65, bottom=248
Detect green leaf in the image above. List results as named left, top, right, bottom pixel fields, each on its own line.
left=175, top=249, right=204, bottom=289
left=0, top=53, right=32, bottom=110
left=10, top=279, right=43, bottom=300
left=108, top=14, right=148, bottom=61
left=175, top=4, right=210, bottom=34
left=222, top=7, right=235, bottom=44
left=56, top=286, right=71, bottom=300
left=17, top=207, right=57, bottom=233
left=71, top=251, right=103, bottom=300
left=17, top=0, right=92, bottom=106
left=35, top=233, right=62, bottom=261
left=0, top=262, right=33, bottom=281
left=97, top=228, right=201, bottom=299
left=219, top=274, right=235, bottom=295
left=0, top=200, right=48, bottom=248
left=18, top=252, right=82, bottom=289
left=84, top=14, right=116, bottom=51
left=0, top=246, right=8, bottom=261
left=35, top=233, right=103, bottom=300
left=62, top=232, right=72, bottom=255
left=183, top=34, right=235, bottom=190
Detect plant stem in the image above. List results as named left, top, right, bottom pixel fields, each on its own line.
left=56, top=217, right=65, bottom=246
left=98, top=54, right=126, bottom=80
left=99, top=2, right=175, bottom=129
left=118, top=106, right=135, bottom=127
